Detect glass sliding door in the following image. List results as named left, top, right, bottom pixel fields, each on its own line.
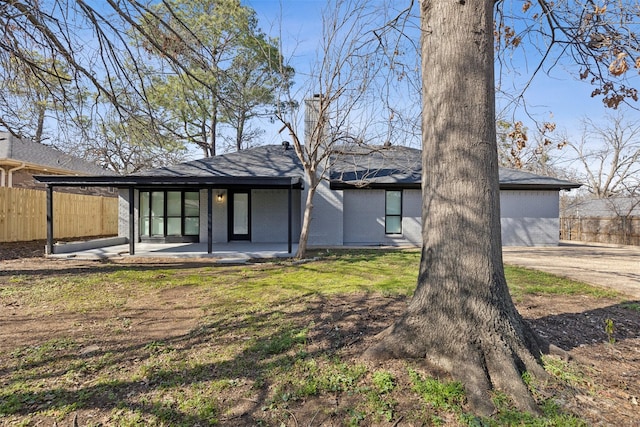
left=166, top=191, right=182, bottom=236
left=184, top=192, right=200, bottom=236
left=140, top=191, right=150, bottom=238
left=139, top=190, right=200, bottom=242
left=151, top=191, right=165, bottom=236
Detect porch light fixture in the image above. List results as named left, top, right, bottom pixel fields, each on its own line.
left=216, top=192, right=224, bottom=202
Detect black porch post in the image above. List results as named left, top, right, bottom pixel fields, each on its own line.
left=46, top=185, right=54, bottom=255
left=288, top=183, right=292, bottom=254
left=128, top=186, right=135, bottom=255
left=207, top=188, right=213, bottom=254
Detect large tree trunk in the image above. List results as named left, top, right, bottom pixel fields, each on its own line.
left=364, top=0, right=553, bottom=415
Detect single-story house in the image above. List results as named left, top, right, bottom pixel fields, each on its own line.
left=36, top=143, right=580, bottom=255
left=0, top=131, right=115, bottom=195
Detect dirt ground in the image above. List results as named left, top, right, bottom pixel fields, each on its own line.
left=1, top=240, right=639, bottom=425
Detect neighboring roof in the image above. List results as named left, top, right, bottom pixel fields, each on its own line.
left=35, top=143, right=580, bottom=191
left=330, top=145, right=581, bottom=190
left=0, top=132, right=114, bottom=176
left=563, top=197, right=640, bottom=217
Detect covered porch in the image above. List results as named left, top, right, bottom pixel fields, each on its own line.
left=35, top=175, right=304, bottom=257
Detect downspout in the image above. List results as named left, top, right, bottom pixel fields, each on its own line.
left=0, top=167, right=5, bottom=187
left=7, top=162, right=26, bottom=187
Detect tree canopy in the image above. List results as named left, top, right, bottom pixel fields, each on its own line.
left=0, top=0, right=291, bottom=169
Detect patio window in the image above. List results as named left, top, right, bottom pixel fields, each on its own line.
left=385, top=190, right=402, bottom=234
left=140, top=190, right=200, bottom=241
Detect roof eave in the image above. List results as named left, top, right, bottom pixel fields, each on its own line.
left=330, top=181, right=421, bottom=190
left=330, top=182, right=582, bottom=191
left=499, top=183, right=582, bottom=191
left=34, top=174, right=305, bottom=189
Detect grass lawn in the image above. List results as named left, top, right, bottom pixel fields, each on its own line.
left=0, top=249, right=634, bottom=426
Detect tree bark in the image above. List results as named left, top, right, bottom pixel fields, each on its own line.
left=295, top=171, right=318, bottom=259
left=364, top=0, right=552, bottom=415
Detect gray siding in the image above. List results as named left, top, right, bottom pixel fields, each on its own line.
left=206, top=189, right=229, bottom=243
left=343, top=189, right=421, bottom=246
left=118, top=186, right=562, bottom=247
left=500, top=190, right=560, bottom=246
left=307, top=180, right=344, bottom=246
left=118, top=189, right=138, bottom=240
left=202, top=189, right=301, bottom=243
left=251, top=189, right=301, bottom=243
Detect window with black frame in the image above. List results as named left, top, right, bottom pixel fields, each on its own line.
left=385, top=190, right=402, bottom=234
left=139, top=190, right=200, bottom=241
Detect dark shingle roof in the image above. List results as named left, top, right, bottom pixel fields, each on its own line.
left=330, top=145, right=421, bottom=188
left=135, top=144, right=304, bottom=179
left=0, top=132, right=114, bottom=175
left=329, top=145, right=580, bottom=190
left=34, top=143, right=580, bottom=191
left=498, top=168, right=580, bottom=190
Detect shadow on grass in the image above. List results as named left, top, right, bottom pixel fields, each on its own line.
left=1, top=292, right=406, bottom=425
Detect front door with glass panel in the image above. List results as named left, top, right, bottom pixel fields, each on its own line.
left=139, top=190, right=200, bottom=242
left=229, top=191, right=250, bottom=240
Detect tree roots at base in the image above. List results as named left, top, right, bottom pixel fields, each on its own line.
left=362, top=317, right=562, bottom=417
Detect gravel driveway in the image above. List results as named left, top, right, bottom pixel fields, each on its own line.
left=502, top=241, right=640, bottom=299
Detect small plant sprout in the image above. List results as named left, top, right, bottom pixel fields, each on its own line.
left=604, top=318, right=616, bottom=344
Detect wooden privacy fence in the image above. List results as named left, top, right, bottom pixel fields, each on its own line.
left=0, top=187, right=118, bottom=243
left=560, top=216, right=640, bottom=246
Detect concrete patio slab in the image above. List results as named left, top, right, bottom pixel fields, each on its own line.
left=47, top=242, right=298, bottom=263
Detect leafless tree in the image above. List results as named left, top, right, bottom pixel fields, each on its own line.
left=275, top=0, right=419, bottom=258
left=567, top=112, right=640, bottom=198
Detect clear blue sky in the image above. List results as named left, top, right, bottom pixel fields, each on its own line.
left=243, top=0, right=635, bottom=150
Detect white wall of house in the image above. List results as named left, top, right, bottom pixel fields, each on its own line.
left=118, top=186, right=563, bottom=247
left=342, top=189, right=422, bottom=246
left=207, top=189, right=229, bottom=243
left=118, top=188, right=138, bottom=240
left=308, top=187, right=562, bottom=247
left=307, top=179, right=345, bottom=246
left=499, top=190, right=560, bottom=246
left=251, top=189, right=301, bottom=243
